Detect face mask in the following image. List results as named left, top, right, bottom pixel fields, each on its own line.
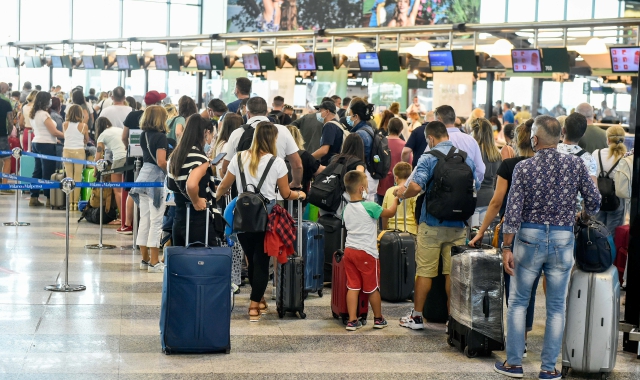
left=316, top=112, right=324, bottom=123
left=530, top=136, right=536, bottom=152
left=361, top=189, right=368, bottom=199
left=212, top=115, right=219, bottom=121
left=48, top=100, right=52, bottom=108
left=204, top=143, right=211, bottom=155
left=492, top=125, right=497, bottom=131
left=346, top=116, right=354, bottom=127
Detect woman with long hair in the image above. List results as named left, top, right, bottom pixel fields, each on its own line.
left=72, top=89, right=94, bottom=138
left=501, top=123, right=516, bottom=160
left=95, top=116, right=127, bottom=218
left=376, top=118, right=407, bottom=205
left=469, top=119, right=539, bottom=350
left=593, top=125, right=628, bottom=232
left=29, top=92, right=65, bottom=207
left=389, top=101, right=410, bottom=140
left=168, top=115, right=218, bottom=247
left=287, top=124, right=323, bottom=193
left=215, top=121, right=306, bottom=322
left=471, top=117, right=503, bottom=225
left=212, top=113, right=243, bottom=174
left=19, top=90, right=38, bottom=151
left=167, top=96, right=198, bottom=143
left=129, top=106, right=168, bottom=273
left=378, top=110, right=395, bottom=137
left=62, top=105, right=89, bottom=210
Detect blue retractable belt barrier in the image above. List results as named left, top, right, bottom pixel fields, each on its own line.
left=21, top=151, right=96, bottom=166
left=0, top=183, right=60, bottom=190
left=0, top=173, right=163, bottom=189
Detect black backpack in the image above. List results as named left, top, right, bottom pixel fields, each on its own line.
left=233, top=153, right=276, bottom=233
left=425, top=147, right=477, bottom=222
left=270, top=110, right=286, bottom=125
left=362, top=127, right=391, bottom=180
left=307, top=156, right=353, bottom=212
left=574, top=219, right=615, bottom=273
left=236, top=124, right=255, bottom=153
left=597, top=150, right=621, bottom=212
left=78, top=205, right=117, bottom=225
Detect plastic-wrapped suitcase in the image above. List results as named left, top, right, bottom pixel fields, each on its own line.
left=377, top=201, right=415, bottom=302
left=276, top=200, right=306, bottom=319
left=299, top=215, right=325, bottom=298
left=318, top=214, right=342, bottom=283
left=561, top=266, right=620, bottom=379
left=447, top=244, right=505, bottom=357
left=160, top=206, right=232, bottom=354
left=50, top=171, right=66, bottom=209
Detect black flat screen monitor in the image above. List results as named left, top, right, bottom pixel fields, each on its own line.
left=610, top=46, right=640, bottom=73
left=313, top=52, right=334, bottom=71
left=209, top=53, right=225, bottom=70
left=242, top=53, right=261, bottom=71
left=511, top=49, right=543, bottom=73
left=296, top=52, right=316, bottom=71
left=258, top=51, right=276, bottom=71
left=541, top=47, right=570, bottom=73
left=451, top=50, right=477, bottom=73
left=93, top=55, right=106, bottom=70
left=428, top=50, right=454, bottom=72
left=378, top=50, right=401, bottom=71
left=358, top=52, right=381, bottom=72
left=51, top=56, right=63, bottom=68
left=82, top=56, right=95, bottom=69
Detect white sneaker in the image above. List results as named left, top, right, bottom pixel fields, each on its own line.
left=148, top=262, right=165, bottom=273
left=523, top=342, right=528, bottom=358
left=139, top=260, right=150, bottom=270
left=399, top=309, right=424, bottom=330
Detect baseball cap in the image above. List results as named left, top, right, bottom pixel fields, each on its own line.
left=144, top=90, right=167, bottom=105
left=314, top=101, right=336, bottom=114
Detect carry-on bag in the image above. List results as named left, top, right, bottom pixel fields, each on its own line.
left=318, top=214, right=342, bottom=283
left=299, top=212, right=325, bottom=298
left=49, top=170, right=66, bottom=210
left=562, top=266, right=619, bottom=379
left=574, top=219, right=616, bottom=273
left=330, top=224, right=368, bottom=325
left=160, top=206, right=233, bottom=354
left=377, top=201, right=415, bottom=302
left=276, top=199, right=306, bottom=319
left=448, top=244, right=505, bottom=357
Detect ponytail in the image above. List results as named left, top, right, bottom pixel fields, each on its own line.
left=606, top=125, right=627, bottom=162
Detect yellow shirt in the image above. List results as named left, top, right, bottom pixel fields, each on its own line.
left=382, top=185, right=418, bottom=235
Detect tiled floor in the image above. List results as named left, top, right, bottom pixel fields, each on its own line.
left=0, top=194, right=639, bottom=379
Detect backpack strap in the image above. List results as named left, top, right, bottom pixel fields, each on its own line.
left=574, top=149, right=586, bottom=158
left=599, top=149, right=622, bottom=178
left=237, top=152, right=248, bottom=192
left=255, top=156, right=277, bottom=193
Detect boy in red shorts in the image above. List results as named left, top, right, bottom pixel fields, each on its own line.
left=342, top=170, right=398, bottom=331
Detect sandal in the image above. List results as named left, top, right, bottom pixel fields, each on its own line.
left=248, top=306, right=261, bottom=322
left=259, top=297, right=269, bottom=314
left=108, top=219, right=122, bottom=225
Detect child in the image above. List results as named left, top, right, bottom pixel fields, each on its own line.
left=381, top=162, right=417, bottom=234
left=342, top=170, right=398, bottom=331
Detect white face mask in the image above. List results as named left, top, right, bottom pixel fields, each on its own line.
left=361, top=189, right=368, bottom=199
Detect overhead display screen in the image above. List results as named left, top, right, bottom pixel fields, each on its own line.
left=540, top=47, right=570, bottom=73
left=92, top=55, right=105, bottom=70
left=51, top=56, right=63, bottom=68
left=610, top=47, right=640, bottom=73
left=378, top=50, right=400, bottom=71
left=195, top=54, right=211, bottom=70
left=116, top=55, right=130, bottom=70
left=451, top=50, right=477, bottom=73
left=258, top=52, right=276, bottom=71
left=243, top=53, right=261, bottom=71
left=428, top=50, right=454, bottom=72
left=296, top=52, right=316, bottom=71
left=313, top=52, right=334, bottom=71
left=83, top=56, right=95, bottom=69
left=511, top=49, right=543, bottom=73
left=358, top=52, right=381, bottom=72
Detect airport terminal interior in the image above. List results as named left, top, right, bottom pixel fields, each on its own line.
left=2, top=0, right=640, bottom=378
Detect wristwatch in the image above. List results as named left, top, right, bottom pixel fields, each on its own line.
left=501, top=243, right=513, bottom=251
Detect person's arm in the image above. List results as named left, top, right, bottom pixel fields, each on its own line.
left=314, top=165, right=325, bottom=176
left=19, top=112, right=26, bottom=129
left=408, top=0, right=420, bottom=25
left=187, top=162, right=209, bottom=211
left=381, top=193, right=390, bottom=229
left=287, top=151, right=303, bottom=188
left=155, top=149, right=167, bottom=171
left=277, top=175, right=306, bottom=200
left=220, top=159, right=230, bottom=178
left=96, top=142, right=106, bottom=161
left=122, top=126, right=129, bottom=147
left=44, top=117, right=64, bottom=139
left=401, top=147, right=413, bottom=163
left=215, top=170, right=236, bottom=201
left=83, top=123, right=90, bottom=144
left=380, top=197, right=399, bottom=218
left=176, top=123, right=184, bottom=141
left=469, top=176, right=508, bottom=246
left=356, top=164, right=365, bottom=172
left=580, top=161, right=602, bottom=217
left=311, top=145, right=330, bottom=159
left=82, top=109, right=89, bottom=124
left=290, top=116, right=303, bottom=128
left=375, top=2, right=385, bottom=25
left=472, top=143, right=486, bottom=183
left=500, top=166, right=526, bottom=275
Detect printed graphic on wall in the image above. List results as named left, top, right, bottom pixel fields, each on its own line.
left=226, top=0, right=480, bottom=32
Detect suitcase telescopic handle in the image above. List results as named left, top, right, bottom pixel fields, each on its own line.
left=288, top=196, right=303, bottom=257
left=185, top=201, right=211, bottom=248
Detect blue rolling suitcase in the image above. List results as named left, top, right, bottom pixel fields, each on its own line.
left=298, top=202, right=325, bottom=298
left=19, top=155, right=35, bottom=179
left=160, top=207, right=233, bottom=354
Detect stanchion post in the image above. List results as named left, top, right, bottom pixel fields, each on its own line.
left=86, top=159, right=115, bottom=250
left=4, top=148, right=29, bottom=227
left=45, top=178, right=86, bottom=292
left=132, top=157, right=141, bottom=249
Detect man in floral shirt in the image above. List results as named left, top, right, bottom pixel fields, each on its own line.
left=494, top=116, right=600, bottom=380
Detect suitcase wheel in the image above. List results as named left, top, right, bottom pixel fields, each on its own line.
left=277, top=306, right=284, bottom=319
left=561, top=366, right=569, bottom=378
left=225, top=348, right=231, bottom=354
left=318, top=290, right=323, bottom=298
left=600, top=373, right=607, bottom=380
left=332, top=312, right=339, bottom=319
left=464, top=346, right=478, bottom=358
left=447, top=337, right=455, bottom=347
left=298, top=311, right=306, bottom=319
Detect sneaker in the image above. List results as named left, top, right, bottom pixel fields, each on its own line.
left=373, top=317, right=388, bottom=329
left=494, top=361, right=524, bottom=378
left=116, top=225, right=133, bottom=235
left=148, top=262, right=165, bottom=273
left=29, top=197, right=44, bottom=207
left=399, top=310, right=424, bottom=330
left=345, top=320, right=363, bottom=331
left=523, top=342, right=528, bottom=358
left=139, top=260, right=150, bottom=270
left=538, top=369, right=561, bottom=380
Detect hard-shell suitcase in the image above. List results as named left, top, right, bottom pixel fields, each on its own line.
left=81, top=168, right=96, bottom=201
left=160, top=207, right=233, bottom=354
left=562, top=266, right=620, bottom=379
left=299, top=219, right=325, bottom=297
left=448, top=244, right=505, bottom=357
left=613, top=225, right=629, bottom=285
left=276, top=200, right=306, bottom=319
left=318, top=214, right=342, bottom=283
left=50, top=171, right=66, bottom=209
left=19, top=155, right=35, bottom=179
left=331, top=249, right=369, bottom=325
left=377, top=201, right=416, bottom=302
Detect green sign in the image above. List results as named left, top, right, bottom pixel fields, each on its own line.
left=258, top=52, right=276, bottom=71
left=378, top=50, right=401, bottom=72
left=314, top=52, right=334, bottom=71
left=542, top=48, right=570, bottom=73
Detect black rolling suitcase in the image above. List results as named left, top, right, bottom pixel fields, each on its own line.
left=447, top=244, right=505, bottom=358
left=276, top=200, right=306, bottom=319
left=318, top=214, right=343, bottom=283
left=377, top=201, right=416, bottom=302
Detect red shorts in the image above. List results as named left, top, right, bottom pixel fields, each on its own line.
left=343, top=247, right=380, bottom=294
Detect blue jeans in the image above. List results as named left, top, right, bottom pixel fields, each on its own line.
left=31, top=142, right=58, bottom=199
left=507, top=223, right=574, bottom=371
left=595, top=199, right=625, bottom=234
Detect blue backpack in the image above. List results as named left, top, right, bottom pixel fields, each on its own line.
left=574, top=220, right=616, bottom=273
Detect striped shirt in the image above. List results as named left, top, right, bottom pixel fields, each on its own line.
left=167, top=146, right=216, bottom=204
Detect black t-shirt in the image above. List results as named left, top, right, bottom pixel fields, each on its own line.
left=405, top=124, right=427, bottom=168
left=319, top=121, right=344, bottom=166
left=496, top=156, right=528, bottom=217
left=299, top=149, right=320, bottom=192
left=124, top=110, right=144, bottom=130
left=0, top=98, right=12, bottom=137
left=141, top=130, right=168, bottom=165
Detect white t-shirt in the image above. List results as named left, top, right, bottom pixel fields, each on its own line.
left=23, top=105, right=33, bottom=129
left=97, top=127, right=127, bottom=161
left=227, top=152, right=288, bottom=201
left=223, top=116, right=298, bottom=162
left=95, top=98, right=113, bottom=112
left=593, top=148, right=623, bottom=177
left=343, top=201, right=383, bottom=259
left=99, top=105, right=132, bottom=129
left=31, top=110, right=57, bottom=144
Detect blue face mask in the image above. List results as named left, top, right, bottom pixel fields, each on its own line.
left=204, top=143, right=211, bottom=155
left=346, top=116, right=354, bottom=127
left=316, top=112, right=324, bottom=123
